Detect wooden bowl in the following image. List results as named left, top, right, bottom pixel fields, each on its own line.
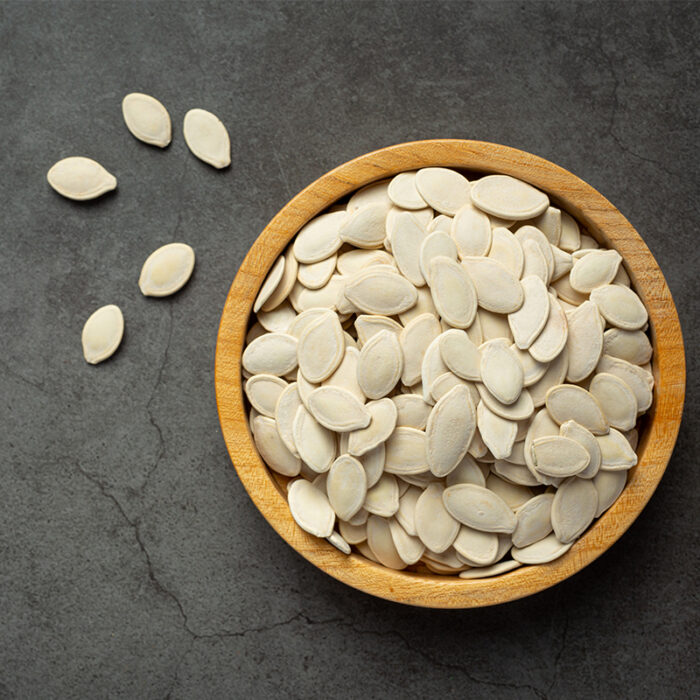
left=215, top=140, right=685, bottom=607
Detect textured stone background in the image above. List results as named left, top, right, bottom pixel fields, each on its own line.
left=1, top=2, right=698, bottom=698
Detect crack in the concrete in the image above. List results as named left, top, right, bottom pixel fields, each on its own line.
left=546, top=609, right=570, bottom=696
left=0, top=359, right=46, bottom=393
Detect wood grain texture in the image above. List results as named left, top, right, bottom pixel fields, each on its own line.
left=215, top=140, right=685, bottom=608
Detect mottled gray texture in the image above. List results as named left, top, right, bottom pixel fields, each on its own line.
left=0, top=1, right=698, bottom=698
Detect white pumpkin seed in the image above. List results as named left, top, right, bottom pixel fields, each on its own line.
left=545, top=384, right=609, bottom=435
left=253, top=416, right=301, bottom=477
left=292, top=406, right=336, bottom=473
left=477, top=383, right=535, bottom=422
left=348, top=398, right=397, bottom=456
left=261, top=254, right=299, bottom=311
left=326, top=531, right=352, bottom=554
left=297, top=312, right=344, bottom=383
left=510, top=345, right=547, bottom=387
left=395, top=485, right=422, bottom=535
left=570, top=249, right=622, bottom=292
left=336, top=248, right=394, bottom=276
left=597, top=428, right=638, bottom=470
left=275, top=383, right=302, bottom=456
left=508, top=276, right=549, bottom=350
left=429, top=372, right=470, bottom=402
left=559, top=211, right=581, bottom=252
left=419, top=231, right=458, bottom=284
left=516, top=226, right=554, bottom=281
left=307, top=386, right=371, bottom=432
left=414, top=483, right=460, bottom=552
left=565, top=300, right=603, bottom=382
left=559, top=420, right=602, bottom=479
left=288, top=478, right=335, bottom=537
left=521, top=238, right=549, bottom=284
left=593, top=469, right=627, bottom=517
left=354, top=314, right=401, bottom=345
left=462, top=257, right=524, bottom=314
left=357, top=330, right=403, bottom=399
left=451, top=202, right=492, bottom=257
left=480, top=339, right=524, bottom=405
left=443, top=483, right=517, bottom=533
left=338, top=518, right=367, bottom=544
left=392, top=394, right=432, bottom=430
left=391, top=211, right=428, bottom=285
left=326, top=454, right=368, bottom=520
left=511, top=532, right=572, bottom=564
left=257, top=300, right=296, bottom=333
left=476, top=402, right=517, bottom=460
left=355, top=540, right=380, bottom=563
left=415, top=167, right=471, bottom=215
left=388, top=171, right=428, bottom=209
left=590, top=284, right=648, bottom=330
left=589, top=373, right=638, bottom=431
left=492, top=460, right=541, bottom=487
left=470, top=174, right=549, bottom=220
left=344, top=268, right=417, bottom=315
left=339, top=203, right=387, bottom=249
left=459, top=560, right=522, bottom=578
left=347, top=179, right=392, bottom=212
left=358, top=443, right=385, bottom=488
left=512, top=493, right=554, bottom=548
left=529, top=347, right=568, bottom=407
left=242, top=332, right=298, bottom=376
left=453, top=526, right=499, bottom=565
left=603, top=329, right=653, bottom=366
left=531, top=436, right=591, bottom=477
left=436, top=328, right=480, bottom=382
left=551, top=477, right=598, bottom=543
left=244, top=374, right=287, bottom=417
left=478, top=309, right=513, bottom=342
left=445, top=455, right=485, bottom=488
left=486, top=474, right=534, bottom=510
left=81, top=304, right=124, bottom=364
left=292, top=211, right=347, bottom=264
left=121, top=92, right=171, bottom=147
left=384, top=427, right=428, bottom=475
left=297, top=255, right=337, bottom=290
left=322, top=346, right=364, bottom=403
left=428, top=256, right=478, bottom=328
left=550, top=244, right=573, bottom=282
left=388, top=518, right=425, bottom=564
left=551, top=273, right=588, bottom=306
left=183, top=108, right=230, bottom=168
left=364, top=473, right=400, bottom=517
left=530, top=206, right=562, bottom=245
left=427, top=214, right=454, bottom=233
left=488, top=227, right=524, bottom=277
left=47, top=156, right=117, bottom=201
left=366, top=515, right=406, bottom=569
left=291, top=274, right=346, bottom=312
left=400, top=313, right=441, bottom=386
left=596, top=354, right=654, bottom=413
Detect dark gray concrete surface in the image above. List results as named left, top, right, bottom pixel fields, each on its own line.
left=1, top=2, right=698, bottom=698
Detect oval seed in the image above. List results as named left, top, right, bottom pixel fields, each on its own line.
left=516, top=226, right=555, bottom=280
left=400, top=313, right=441, bottom=386
left=323, top=346, right=364, bottom=403
left=297, top=255, right=337, bottom=290
left=597, top=428, right=638, bottom=470
left=415, top=483, right=460, bottom=552
left=347, top=179, right=392, bottom=212
left=480, top=339, right=524, bottom=405
left=262, top=254, right=298, bottom=311
left=524, top=408, right=561, bottom=482
left=339, top=203, right=387, bottom=248
left=392, top=394, right=432, bottom=430
left=451, top=203, right=492, bottom=257
left=560, top=420, right=602, bottom=479
left=326, top=531, right=351, bottom=554
left=488, top=227, right=524, bottom=277
left=415, top=167, right=471, bottom=215
left=565, top=300, right=603, bottom=382
left=363, top=473, right=399, bottom=517
left=479, top=309, right=513, bottom=343
left=521, top=238, right=549, bottom=283
left=492, top=460, right=541, bottom=487
left=453, top=526, right=499, bottom=566
left=275, top=383, right=302, bottom=456
left=603, top=329, right=652, bottom=366
left=593, top=469, right=627, bottom=517
left=326, top=455, right=367, bottom=521
left=244, top=374, right=287, bottom=417
left=486, top=474, right=534, bottom=510
left=81, top=304, right=124, bottom=364
left=288, top=479, right=335, bottom=537
left=511, top=533, right=572, bottom=564
left=459, top=560, right=522, bottom=578
left=559, top=211, right=581, bottom=252
left=477, top=383, right=534, bottom=422
left=391, top=211, right=427, bottom=285
left=366, top=515, right=405, bottom=569
left=388, top=171, right=428, bottom=209
left=428, top=256, right=478, bottom=328
left=121, top=92, right=171, bottom=147
left=348, top=398, right=397, bottom=456
left=358, top=444, right=385, bottom=488
left=337, top=248, right=394, bottom=276
left=297, top=312, right=344, bottom=383
left=551, top=273, right=588, bottom=306
left=419, top=231, right=458, bottom=283
left=307, top=386, right=371, bottom=432
left=252, top=415, right=301, bottom=477
left=528, top=294, right=568, bottom=364
left=511, top=345, right=547, bottom=387
left=570, top=249, right=622, bottom=292
left=183, top=108, right=230, bottom=168
left=399, top=285, right=439, bottom=326
left=551, top=245, right=573, bottom=282
left=438, top=328, right=481, bottom=381
left=589, top=373, right=638, bottom=431
left=292, top=406, right=336, bottom=473
left=426, top=384, right=477, bottom=477
left=292, top=211, right=346, bottom=264
left=512, top=493, right=554, bottom=548
left=396, top=485, right=422, bottom=535
left=551, top=477, right=598, bottom=543
left=531, top=436, right=591, bottom=477
left=545, top=384, right=609, bottom=435
left=443, top=484, right=517, bottom=533
left=388, top=518, right=425, bottom=565
left=257, top=300, right=296, bottom=333
left=427, top=214, right=453, bottom=233
left=462, top=257, right=524, bottom=313
left=445, top=455, right=486, bottom=487
left=529, top=346, right=568, bottom=407
left=344, top=268, right=418, bottom=315
left=476, top=402, right=517, bottom=460
left=470, top=175, right=549, bottom=220
left=590, top=284, right=648, bottom=330
left=356, top=330, right=403, bottom=400
left=430, top=372, right=471, bottom=402
left=384, top=427, right=428, bottom=475
left=47, top=156, right=117, bottom=201
left=596, top=354, right=654, bottom=413
left=508, top=276, right=549, bottom=350
left=339, top=518, right=367, bottom=545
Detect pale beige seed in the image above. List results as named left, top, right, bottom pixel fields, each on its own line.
left=357, top=330, right=403, bottom=399
left=589, top=373, right=638, bottom=431
left=339, top=203, right=387, bottom=249
left=478, top=309, right=513, bottom=343
left=459, top=560, right=522, bottom=578
left=424, top=549, right=468, bottom=572
left=488, top=227, right=524, bottom=277
left=529, top=346, right=568, bottom=407
left=261, top=253, right=299, bottom=311
left=511, top=345, right=547, bottom=387
left=559, top=420, right=602, bottom=479
left=593, top=469, right=627, bottom=517
left=292, top=211, right=346, bottom=264
left=476, top=402, right=517, bottom=460
left=121, top=92, right=171, bottom=147
left=354, top=314, right=402, bottom=346
left=298, top=312, right=344, bottom=383
left=579, top=233, right=599, bottom=249
left=326, top=454, right=368, bottom=521
left=398, top=285, right=438, bottom=325
left=492, top=460, right=541, bottom=487
left=443, top=483, right=517, bottom=533
left=511, top=533, right=573, bottom=564
left=516, top=226, right=554, bottom=280
left=307, top=386, right=371, bottom=432
left=451, top=202, right=492, bottom=257
left=244, top=374, right=287, bottom=417
left=545, top=384, right=609, bottom=434
left=480, top=339, right=524, bottom=405
left=183, top=108, right=230, bottom=168
left=470, top=174, right=549, bottom=220
left=400, top=313, right=441, bottom=386
left=565, top=300, right=604, bottom=382
left=338, top=518, right=367, bottom=545
left=347, top=179, right=392, bottom=212
left=391, top=211, right=428, bottom=285
left=364, top=473, right=400, bottom=517
left=242, top=333, right=298, bottom=376
left=252, top=416, right=301, bottom=477
left=358, top=443, right=385, bottom=488
left=504, top=439, right=527, bottom=465
left=388, top=171, right=428, bottom=209
left=275, top=383, right=302, bottom=456
left=245, top=322, right=267, bottom=345
left=292, top=406, right=336, bottom=473
left=47, top=156, right=117, bottom=201
left=396, top=485, right=422, bottom=536
left=462, top=257, right=524, bottom=313
left=289, top=275, right=345, bottom=312
left=391, top=395, right=430, bottom=432
left=415, top=167, right=471, bottom=215
left=428, top=256, right=478, bottom=328
left=597, top=354, right=654, bottom=413
left=386, top=206, right=433, bottom=242
left=570, top=249, right=622, bottom=293
left=348, top=398, right=398, bottom=456
left=388, top=518, right=425, bottom=565
left=384, top=427, right=428, bottom=475
left=530, top=206, right=562, bottom=245
left=477, top=383, right=534, bottom=422
left=445, top=455, right=485, bottom=488
left=81, top=304, right=124, bottom=364
left=531, top=436, right=591, bottom=477
left=603, top=329, right=653, bottom=366
left=365, top=516, right=405, bottom=569
left=597, top=428, right=638, bottom=470
left=512, top=493, right=554, bottom=548
left=419, top=231, right=458, bottom=283
left=288, top=479, right=335, bottom=537
left=421, top=334, right=448, bottom=405
left=559, top=211, right=581, bottom=252
left=508, top=276, right=550, bottom=350
left=453, top=526, right=499, bottom=566
left=297, top=255, right=337, bottom=290
left=138, top=242, right=196, bottom=298
left=288, top=308, right=333, bottom=339
left=355, top=540, right=380, bottom=563
left=524, top=408, right=561, bottom=483
left=427, top=214, right=454, bottom=233
left=326, top=531, right=352, bottom=554
left=551, top=477, right=598, bottom=543
left=336, top=248, right=394, bottom=276
left=550, top=273, right=588, bottom=306
left=430, top=372, right=470, bottom=402
left=415, top=483, right=460, bottom=552
left=521, top=238, right=549, bottom=284
left=613, top=264, right=632, bottom=287
left=486, top=474, right=534, bottom=509
left=323, top=346, right=364, bottom=403
left=468, top=429, right=489, bottom=459
left=438, top=328, right=481, bottom=381
left=590, top=284, right=648, bottom=330
left=344, top=268, right=418, bottom=315
left=550, top=244, right=573, bottom=282
left=257, top=299, right=296, bottom=333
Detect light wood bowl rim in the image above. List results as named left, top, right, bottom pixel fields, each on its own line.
left=215, top=139, right=685, bottom=608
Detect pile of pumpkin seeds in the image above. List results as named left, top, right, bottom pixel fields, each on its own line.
left=242, top=168, right=653, bottom=577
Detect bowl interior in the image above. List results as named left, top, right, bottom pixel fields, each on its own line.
left=215, top=139, right=685, bottom=607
